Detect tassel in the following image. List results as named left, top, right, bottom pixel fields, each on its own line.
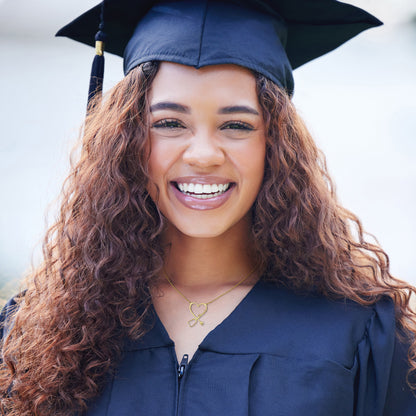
left=87, top=31, right=106, bottom=110
left=86, top=1, right=108, bottom=111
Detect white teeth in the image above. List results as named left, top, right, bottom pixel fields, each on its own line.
left=175, top=182, right=231, bottom=198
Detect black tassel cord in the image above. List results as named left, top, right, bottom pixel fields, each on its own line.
left=87, top=2, right=107, bottom=110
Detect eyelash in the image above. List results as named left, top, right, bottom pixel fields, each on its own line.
left=151, top=119, right=254, bottom=131
left=221, top=121, right=254, bottom=131
left=152, top=119, right=184, bottom=129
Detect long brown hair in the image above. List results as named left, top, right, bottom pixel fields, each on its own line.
left=1, top=62, right=415, bottom=415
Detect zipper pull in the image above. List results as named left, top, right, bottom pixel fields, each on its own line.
left=178, top=354, right=189, bottom=379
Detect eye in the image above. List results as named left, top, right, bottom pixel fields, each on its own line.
left=220, top=121, right=255, bottom=131
left=152, top=119, right=185, bottom=129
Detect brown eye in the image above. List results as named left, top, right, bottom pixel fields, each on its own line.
left=152, top=119, right=185, bottom=129
left=221, top=121, right=254, bottom=131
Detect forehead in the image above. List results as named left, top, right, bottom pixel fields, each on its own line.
left=149, top=62, right=259, bottom=106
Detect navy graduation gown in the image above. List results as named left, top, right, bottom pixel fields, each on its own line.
left=2, top=281, right=416, bottom=415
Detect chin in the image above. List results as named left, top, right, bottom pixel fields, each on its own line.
left=165, top=213, right=250, bottom=240
left=174, top=224, right=229, bottom=239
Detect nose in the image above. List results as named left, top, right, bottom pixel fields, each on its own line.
left=182, top=131, right=225, bottom=168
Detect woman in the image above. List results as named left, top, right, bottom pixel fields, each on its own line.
left=1, top=0, right=416, bottom=415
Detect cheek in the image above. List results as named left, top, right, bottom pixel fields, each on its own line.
left=247, top=141, right=266, bottom=204
left=147, top=138, right=186, bottom=207
left=241, top=138, right=266, bottom=186
left=148, top=151, right=162, bottom=183
left=250, top=156, right=266, bottom=198
left=147, top=138, right=173, bottom=183
left=147, top=141, right=169, bottom=203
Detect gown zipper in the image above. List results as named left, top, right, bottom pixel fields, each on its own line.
left=176, top=354, right=189, bottom=415
left=178, top=354, right=189, bottom=382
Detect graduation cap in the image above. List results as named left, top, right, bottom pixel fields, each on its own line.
left=56, top=0, right=382, bottom=106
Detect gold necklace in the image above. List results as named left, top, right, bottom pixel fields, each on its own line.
left=163, top=267, right=257, bottom=327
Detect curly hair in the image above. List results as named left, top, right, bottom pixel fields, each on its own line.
left=1, top=62, right=415, bottom=415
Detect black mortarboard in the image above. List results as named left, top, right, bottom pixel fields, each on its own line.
left=56, top=0, right=382, bottom=105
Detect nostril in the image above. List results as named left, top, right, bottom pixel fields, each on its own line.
left=182, top=147, right=225, bottom=167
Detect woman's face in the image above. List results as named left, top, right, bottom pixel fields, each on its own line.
left=147, top=62, right=266, bottom=238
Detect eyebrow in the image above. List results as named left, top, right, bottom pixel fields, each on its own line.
left=149, top=101, right=259, bottom=116
left=218, top=105, right=259, bottom=115
left=149, top=102, right=190, bottom=113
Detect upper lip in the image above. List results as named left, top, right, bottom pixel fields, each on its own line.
left=172, top=176, right=234, bottom=185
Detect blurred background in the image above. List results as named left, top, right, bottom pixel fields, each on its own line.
left=0, top=0, right=415, bottom=303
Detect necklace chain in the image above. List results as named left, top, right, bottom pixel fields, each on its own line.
left=163, top=266, right=257, bottom=327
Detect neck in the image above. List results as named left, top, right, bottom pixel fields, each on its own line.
left=161, top=217, right=260, bottom=289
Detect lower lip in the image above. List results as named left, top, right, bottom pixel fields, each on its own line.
left=171, top=184, right=234, bottom=210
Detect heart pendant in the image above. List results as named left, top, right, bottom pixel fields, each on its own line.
left=188, top=302, right=208, bottom=327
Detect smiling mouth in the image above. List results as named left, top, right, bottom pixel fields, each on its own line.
left=173, top=182, right=234, bottom=199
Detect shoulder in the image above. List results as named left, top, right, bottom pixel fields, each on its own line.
left=242, top=281, right=396, bottom=367
left=254, top=279, right=394, bottom=327
left=252, top=279, right=389, bottom=326
left=0, top=292, right=25, bottom=341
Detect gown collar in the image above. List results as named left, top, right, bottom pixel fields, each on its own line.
left=123, top=279, right=280, bottom=353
